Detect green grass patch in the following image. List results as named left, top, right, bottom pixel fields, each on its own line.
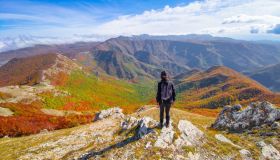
left=41, top=71, right=156, bottom=112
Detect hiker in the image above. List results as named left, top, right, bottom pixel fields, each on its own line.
left=156, top=71, right=176, bottom=128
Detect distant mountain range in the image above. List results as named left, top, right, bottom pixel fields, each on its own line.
left=0, top=41, right=99, bottom=66
left=246, top=63, right=280, bottom=92
left=89, top=35, right=280, bottom=79
left=1, top=34, right=280, bottom=91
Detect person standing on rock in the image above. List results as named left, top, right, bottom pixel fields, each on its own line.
left=156, top=71, right=176, bottom=128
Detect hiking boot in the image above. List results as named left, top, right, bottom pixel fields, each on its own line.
left=158, top=123, right=163, bottom=129
left=166, top=123, right=170, bottom=128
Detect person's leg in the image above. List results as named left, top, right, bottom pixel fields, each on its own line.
left=165, top=102, right=171, bottom=127
left=159, top=102, right=164, bottom=127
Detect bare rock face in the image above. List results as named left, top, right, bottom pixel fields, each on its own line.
left=94, top=107, right=124, bottom=121
left=257, top=141, right=280, bottom=160
left=212, top=101, right=280, bottom=132
left=175, top=120, right=204, bottom=148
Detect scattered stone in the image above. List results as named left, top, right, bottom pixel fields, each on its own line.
left=212, top=101, right=280, bottom=132
left=175, top=154, right=187, bottom=160
left=175, top=120, right=204, bottom=148
left=154, top=121, right=174, bottom=148
left=19, top=118, right=118, bottom=160
left=145, top=141, right=152, bottom=149
left=0, top=83, right=67, bottom=104
left=239, top=149, right=253, bottom=160
left=215, top=134, right=241, bottom=148
left=94, top=107, right=124, bottom=121
left=187, top=152, right=201, bottom=160
left=257, top=141, right=280, bottom=160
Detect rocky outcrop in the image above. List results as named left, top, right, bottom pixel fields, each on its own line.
left=94, top=107, right=124, bottom=121
left=257, top=141, right=280, bottom=160
left=212, top=101, right=280, bottom=132
left=0, top=84, right=68, bottom=104
left=120, top=116, right=139, bottom=130
left=154, top=121, right=175, bottom=148
left=175, top=120, right=204, bottom=148
left=136, top=117, right=158, bottom=138
left=121, top=116, right=158, bottom=138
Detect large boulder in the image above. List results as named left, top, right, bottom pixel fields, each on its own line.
left=121, top=116, right=158, bottom=138
left=257, top=141, right=280, bottom=160
left=136, top=117, right=158, bottom=138
left=212, top=101, right=280, bottom=132
left=175, top=120, right=204, bottom=148
left=94, top=107, right=124, bottom=121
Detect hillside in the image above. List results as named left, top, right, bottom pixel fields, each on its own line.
left=0, top=106, right=279, bottom=160
left=0, top=54, right=155, bottom=137
left=174, top=66, right=280, bottom=109
left=246, top=63, right=280, bottom=92
left=0, top=53, right=81, bottom=86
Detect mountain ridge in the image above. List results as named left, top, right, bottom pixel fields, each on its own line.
left=174, top=66, right=280, bottom=109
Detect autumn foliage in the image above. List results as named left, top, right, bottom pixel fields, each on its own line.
left=175, top=66, right=280, bottom=109
left=0, top=103, right=94, bottom=137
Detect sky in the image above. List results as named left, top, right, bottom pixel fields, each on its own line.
left=0, top=0, right=280, bottom=41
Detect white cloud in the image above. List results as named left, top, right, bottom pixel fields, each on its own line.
left=1, top=0, right=280, bottom=41
left=94, top=0, right=280, bottom=39
left=222, top=15, right=280, bottom=24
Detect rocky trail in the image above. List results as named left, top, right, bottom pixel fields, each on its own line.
left=0, top=103, right=280, bottom=160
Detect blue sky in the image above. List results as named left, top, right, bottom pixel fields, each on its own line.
left=0, top=0, right=280, bottom=40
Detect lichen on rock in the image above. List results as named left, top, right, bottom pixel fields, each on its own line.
left=212, top=101, right=280, bottom=132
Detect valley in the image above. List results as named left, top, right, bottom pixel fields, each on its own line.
left=0, top=34, right=279, bottom=160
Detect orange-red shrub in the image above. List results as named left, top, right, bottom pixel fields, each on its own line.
left=0, top=115, right=94, bottom=137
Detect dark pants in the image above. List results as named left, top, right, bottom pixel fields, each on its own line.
left=160, top=100, right=171, bottom=125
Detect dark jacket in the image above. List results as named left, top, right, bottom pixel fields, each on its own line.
left=156, top=80, right=176, bottom=103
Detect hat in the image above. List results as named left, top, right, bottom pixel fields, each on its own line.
left=161, top=71, right=167, bottom=76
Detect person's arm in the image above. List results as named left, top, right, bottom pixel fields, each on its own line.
left=156, top=82, right=161, bottom=103
left=172, top=83, right=176, bottom=102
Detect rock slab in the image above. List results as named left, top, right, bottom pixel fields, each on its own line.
left=94, top=107, right=124, bottom=121
left=212, top=101, right=280, bottom=132
left=175, top=120, right=204, bottom=148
